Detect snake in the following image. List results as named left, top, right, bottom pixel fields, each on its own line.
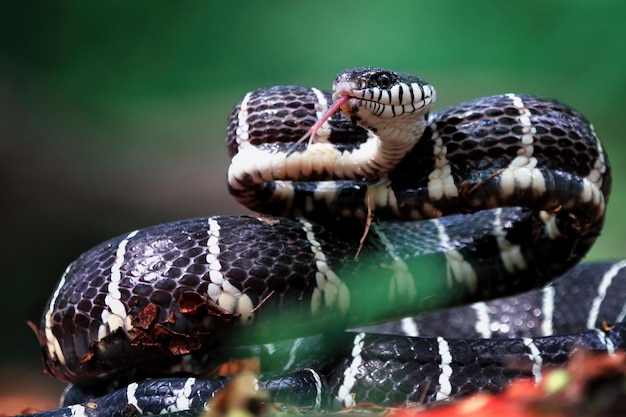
left=20, top=67, right=626, bottom=417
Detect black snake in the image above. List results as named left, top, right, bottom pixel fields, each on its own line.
left=20, top=68, right=625, bottom=416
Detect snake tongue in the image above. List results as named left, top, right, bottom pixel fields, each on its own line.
left=286, top=95, right=350, bottom=155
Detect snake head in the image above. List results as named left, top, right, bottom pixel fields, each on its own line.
left=332, top=67, right=436, bottom=140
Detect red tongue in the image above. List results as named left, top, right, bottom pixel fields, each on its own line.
left=287, top=95, right=350, bottom=154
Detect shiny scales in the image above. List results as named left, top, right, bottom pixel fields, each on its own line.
left=22, top=68, right=624, bottom=417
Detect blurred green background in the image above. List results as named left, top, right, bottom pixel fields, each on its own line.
left=1, top=0, right=625, bottom=409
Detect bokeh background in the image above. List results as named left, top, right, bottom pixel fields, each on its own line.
left=1, top=1, right=625, bottom=412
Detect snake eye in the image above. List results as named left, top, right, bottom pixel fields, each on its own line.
left=370, top=72, right=396, bottom=89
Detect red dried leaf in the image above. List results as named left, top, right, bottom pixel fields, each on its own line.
left=132, top=303, right=159, bottom=330
left=178, top=292, right=206, bottom=314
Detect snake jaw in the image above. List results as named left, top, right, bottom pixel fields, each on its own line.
left=332, top=67, right=435, bottom=104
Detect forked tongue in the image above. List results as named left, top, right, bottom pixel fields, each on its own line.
left=286, top=95, right=350, bottom=155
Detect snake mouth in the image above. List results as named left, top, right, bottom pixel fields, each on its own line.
left=331, top=81, right=362, bottom=117
left=331, top=79, right=435, bottom=120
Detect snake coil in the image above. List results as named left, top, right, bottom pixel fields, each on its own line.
left=21, top=68, right=625, bottom=417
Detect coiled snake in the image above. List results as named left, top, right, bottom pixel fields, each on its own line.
left=21, top=68, right=625, bottom=416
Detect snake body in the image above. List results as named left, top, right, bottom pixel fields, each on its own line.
left=24, top=68, right=625, bottom=416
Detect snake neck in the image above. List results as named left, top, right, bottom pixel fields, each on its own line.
left=228, top=117, right=426, bottom=182
left=226, top=122, right=431, bottom=219
left=227, top=111, right=431, bottom=210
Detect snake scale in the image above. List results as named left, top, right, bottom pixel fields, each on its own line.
left=18, top=68, right=625, bottom=417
